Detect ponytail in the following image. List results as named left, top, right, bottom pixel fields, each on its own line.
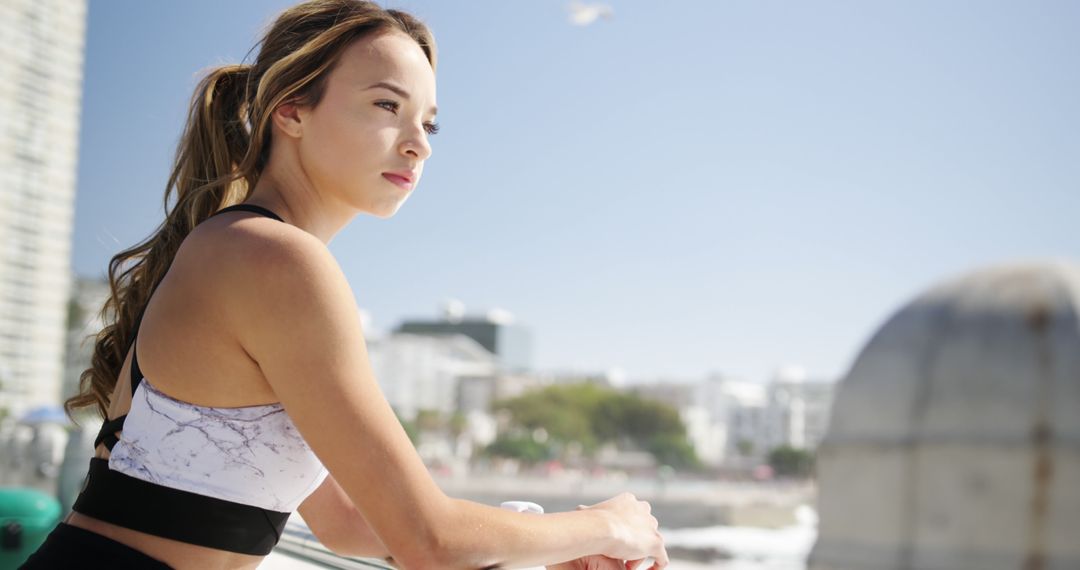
left=64, top=64, right=256, bottom=421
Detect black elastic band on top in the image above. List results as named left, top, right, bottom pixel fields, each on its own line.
left=72, top=458, right=289, bottom=555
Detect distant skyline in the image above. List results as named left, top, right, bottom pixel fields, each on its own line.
left=74, top=1, right=1080, bottom=384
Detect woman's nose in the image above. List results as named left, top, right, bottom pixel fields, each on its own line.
left=401, top=128, right=432, bottom=161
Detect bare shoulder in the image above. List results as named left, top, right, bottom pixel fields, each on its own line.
left=182, top=212, right=349, bottom=307
left=188, top=211, right=334, bottom=272
left=174, top=212, right=358, bottom=363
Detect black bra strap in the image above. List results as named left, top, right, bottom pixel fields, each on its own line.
left=94, top=306, right=148, bottom=451
left=94, top=415, right=127, bottom=452
left=212, top=204, right=285, bottom=222
left=129, top=306, right=148, bottom=397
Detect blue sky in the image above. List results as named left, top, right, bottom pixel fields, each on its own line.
left=74, top=0, right=1079, bottom=383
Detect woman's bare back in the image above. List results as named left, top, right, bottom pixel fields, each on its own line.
left=65, top=213, right=296, bottom=569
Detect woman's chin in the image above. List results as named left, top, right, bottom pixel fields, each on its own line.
left=366, top=199, right=408, bottom=219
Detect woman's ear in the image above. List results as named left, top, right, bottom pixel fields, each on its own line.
left=271, top=99, right=305, bottom=139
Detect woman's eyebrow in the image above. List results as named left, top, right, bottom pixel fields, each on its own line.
left=364, top=81, right=438, bottom=116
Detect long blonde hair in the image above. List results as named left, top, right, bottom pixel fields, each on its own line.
left=65, top=0, right=436, bottom=421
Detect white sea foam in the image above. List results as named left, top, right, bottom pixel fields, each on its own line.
left=664, top=505, right=817, bottom=570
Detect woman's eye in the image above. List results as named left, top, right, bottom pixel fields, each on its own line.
left=377, top=100, right=438, bottom=135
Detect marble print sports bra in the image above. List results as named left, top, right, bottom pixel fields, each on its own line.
left=108, top=377, right=328, bottom=512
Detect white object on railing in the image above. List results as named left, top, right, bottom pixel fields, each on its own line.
left=500, top=500, right=545, bottom=515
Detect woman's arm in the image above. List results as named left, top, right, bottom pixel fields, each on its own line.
left=299, top=475, right=644, bottom=569
left=548, top=557, right=630, bottom=570
left=225, top=229, right=666, bottom=569
left=298, top=472, right=389, bottom=558
left=300, top=478, right=648, bottom=569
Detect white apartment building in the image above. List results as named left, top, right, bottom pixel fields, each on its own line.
left=367, top=332, right=498, bottom=420
left=0, top=0, right=87, bottom=418
left=685, top=370, right=836, bottom=467
left=766, top=376, right=836, bottom=451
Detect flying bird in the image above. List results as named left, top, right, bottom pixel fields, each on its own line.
left=567, top=1, right=614, bottom=26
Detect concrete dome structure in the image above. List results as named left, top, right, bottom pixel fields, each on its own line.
left=810, top=261, right=1080, bottom=569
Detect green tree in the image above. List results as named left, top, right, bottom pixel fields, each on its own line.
left=448, top=412, right=468, bottom=438
left=494, top=383, right=700, bottom=469
left=646, top=432, right=701, bottom=470
left=495, top=383, right=606, bottom=452
left=767, top=445, right=815, bottom=478
left=67, top=298, right=86, bottom=330
left=594, top=394, right=684, bottom=444
left=484, top=433, right=552, bottom=465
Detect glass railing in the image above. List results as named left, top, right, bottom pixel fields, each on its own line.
left=274, top=520, right=395, bottom=569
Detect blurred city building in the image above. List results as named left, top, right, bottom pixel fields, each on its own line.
left=627, top=379, right=697, bottom=410
left=526, top=369, right=618, bottom=387
left=687, top=375, right=768, bottom=468
left=370, top=298, right=837, bottom=473
left=367, top=332, right=498, bottom=421
left=766, top=367, right=836, bottom=452
left=0, top=0, right=87, bottom=419
left=62, top=275, right=109, bottom=403
left=396, top=301, right=533, bottom=372
left=672, top=370, right=836, bottom=469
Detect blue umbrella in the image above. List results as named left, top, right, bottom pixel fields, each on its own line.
left=18, top=405, right=71, bottom=426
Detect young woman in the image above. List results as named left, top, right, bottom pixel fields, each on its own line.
left=22, top=1, right=668, bottom=569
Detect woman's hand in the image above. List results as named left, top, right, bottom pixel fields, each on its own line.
left=577, top=493, right=668, bottom=569
left=547, top=554, right=626, bottom=570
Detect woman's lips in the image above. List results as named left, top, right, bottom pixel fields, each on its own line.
left=382, top=172, right=414, bottom=190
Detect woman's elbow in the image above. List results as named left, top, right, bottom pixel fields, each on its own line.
left=319, top=526, right=390, bottom=559
left=308, top=531, right=357, bottom=559
left=387, top=529, right=453, bottom=570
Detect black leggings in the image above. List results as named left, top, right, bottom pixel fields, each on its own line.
left=20, top=522, right=173, bottom=569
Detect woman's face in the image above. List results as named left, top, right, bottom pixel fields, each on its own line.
left=295, top=31, right=437, bottom=218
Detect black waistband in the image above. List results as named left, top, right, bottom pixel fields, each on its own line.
left=21, top=522, right=175, bottom=568
left=71, top=458, right=289, bottom=555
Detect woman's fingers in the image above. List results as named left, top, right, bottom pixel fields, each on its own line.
left=578, top=552, right=630, bottom=565
left=651, top=545, right=670, bottom=569
left=592, top=556, right=625, bottom=570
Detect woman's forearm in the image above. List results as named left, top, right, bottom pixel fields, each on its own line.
left=335, top=516, right=391, bottom=559
left=431, top=498, right=614, bottom=569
